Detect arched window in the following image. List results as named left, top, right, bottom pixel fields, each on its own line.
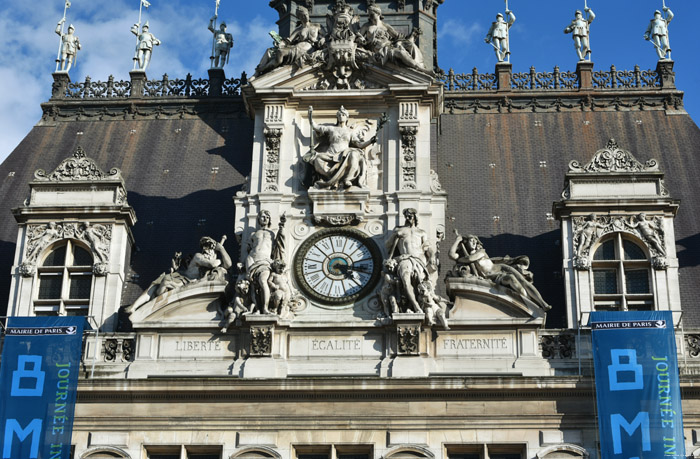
left=35, top=240, right=93, bottom=316
left=592, top=235, right=652, bottom=311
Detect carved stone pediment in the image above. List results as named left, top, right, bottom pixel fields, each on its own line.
left=568, top=138, right=659, bottom=174
left=127, top=283, right=227, bottom=329
left=445, top=277, right=546, bottom=326
left=247, top=62, right=435, bottom=94
left=34, top=146, right=123, bottom=182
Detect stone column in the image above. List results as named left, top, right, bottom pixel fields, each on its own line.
left=495, top=62, right=512, bottom=92
left=576, top=61, right=594, bottom=90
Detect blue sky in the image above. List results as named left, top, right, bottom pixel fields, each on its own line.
left=0, top=0, right=696, bottom=162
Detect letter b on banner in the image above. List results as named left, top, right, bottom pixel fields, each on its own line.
left=11, top=356, right=45, bottom=397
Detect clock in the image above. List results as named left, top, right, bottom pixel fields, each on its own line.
left=294, top=228, right=381, bottom=305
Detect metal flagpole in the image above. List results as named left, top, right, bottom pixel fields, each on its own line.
left=504, top=0, right=511, bottom=63
left=663, top=0, right=671, bottom=59
left=584, top=0, right=591, bottom=60
left=55, top=0, right=71, bottom=72
left=211, top=0, right=220, bottom=68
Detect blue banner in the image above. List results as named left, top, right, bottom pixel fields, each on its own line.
left=591, top=311, right=685, bottom=459
left=0, top=317, right=84, bottom=459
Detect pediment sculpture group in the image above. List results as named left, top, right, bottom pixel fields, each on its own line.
left=127, top=207, right=552, bottom=330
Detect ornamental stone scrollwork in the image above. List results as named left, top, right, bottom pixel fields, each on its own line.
left=384, top=209, right=449, bottom=328
left=103, top=337, right=136, bottom=362
left=571, top=213, right=667, bottom=270
left=447, top=230, right=552, bottom=311
left=263, top=128, right=282, bottom=192
left=313, top=214, right=364, bottom=226
left=397, top=325, right=420, bottom=355
left=399, top=125, right=418, bottom=189
left=429, top=169, right=443, bottom=193
left=540, top=332, right=575, bottom=359
left=568, top=139, right=659, bottom=173
left=126, top=235, right=232, bottom=313
left=686, top=334, right=700, bottom=359
left=21, top=222, right=113, bottom=277
left=34, top=146, right=123, bottom=182
left=250, top=326, right=273, bottom=356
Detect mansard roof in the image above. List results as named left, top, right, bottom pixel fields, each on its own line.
left=1, top=63, right=699, bottom=328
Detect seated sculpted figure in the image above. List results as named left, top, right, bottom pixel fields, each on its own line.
left=448, top=231, right=551, bottom=311
left=128, top=236, right=232, bottom=312
left=304, top=105, right=377, bottom=190
left=359, top=5, right=426, bottom=71
left=255, top=6, right=322, bottom=76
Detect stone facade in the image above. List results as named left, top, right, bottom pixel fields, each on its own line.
left=3, top=3, right=700, bottom=459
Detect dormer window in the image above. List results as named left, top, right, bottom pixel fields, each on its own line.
left=591, top=235, right=653, bottom=311
left=35, top=240, right=93, bottom=316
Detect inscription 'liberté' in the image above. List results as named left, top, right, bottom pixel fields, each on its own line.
left=174, top=340, right=222, bottom=352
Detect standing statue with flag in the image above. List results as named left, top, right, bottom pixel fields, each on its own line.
left=208, top=0, right=234, bottom=69
left=644, top=2, right=674, bottom=60
left=484, top=0, right=515, bottom=63
left=55, top=1, right=80, bottom=73
left=131, top=0, right=161, bottom=70
left=564, top=3, right=595, bottom=62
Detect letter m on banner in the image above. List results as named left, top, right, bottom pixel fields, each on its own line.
left=0, top=317, right=85, bottom=459
left=590, top=311, right=685, bottom=458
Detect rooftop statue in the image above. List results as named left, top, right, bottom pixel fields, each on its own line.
left=127, top=236, right=232, bottom=313
left=564, top=8, right=595, bottom=62
left=645, top=7, right=673, bottom=60
left=484, top=10, right=515, bottom=63
left=55, top=19, right=81, bottom=73
left=131, top=21, right=161, bottom=70
left=448, top=230, right=551, bottom=311
left=255, top=6, right=322, bottom=76
left=359, top=5, right=426, bottom=71
left=303, top=106, right=378, bottom=190
left=208, top=16, right=234, bottom=69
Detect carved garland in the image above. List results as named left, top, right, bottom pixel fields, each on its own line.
left=20, top=222, right=113, bottom=277
left=399, top=126, right=418, bottom=189
left=263, top=128, right=282, bottom=192
left=571, top=214, right=667, bottom=270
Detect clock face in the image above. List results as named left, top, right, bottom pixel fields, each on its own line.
left=294, top=228, right=381, bottom=305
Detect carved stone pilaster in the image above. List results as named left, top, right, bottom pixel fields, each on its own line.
left=250, top=326, right=273, bottom=357
left=399, top=125, right=418, bottom=190
left=397, top=325, right=420, bottom=355
left=129, top=70, right=147, bottom=99
left=263, top=128, right=282, bottom=192
left=51, top=72, right=71, bottom=100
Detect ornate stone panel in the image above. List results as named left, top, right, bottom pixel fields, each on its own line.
left=20, top=221, right=113, bottom=277
left=263, top=128, right=282, bottom=192
left=250, top=326, right=273, bottom=357
left=399, top=126, right=418, bottom=189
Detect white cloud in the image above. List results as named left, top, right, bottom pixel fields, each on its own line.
left=0, top=1, right=276, bottom=163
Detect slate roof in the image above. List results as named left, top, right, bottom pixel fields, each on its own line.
left=0, top=99, right=252, bottom=322
left=1, top=72, right=699, bottom=329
